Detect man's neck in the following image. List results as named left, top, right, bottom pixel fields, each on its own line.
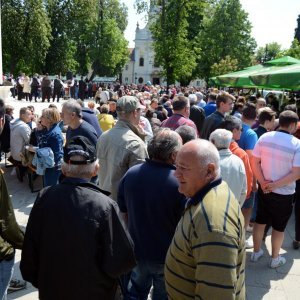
left=69, top=119, right=82, bottom=130
left=216, top=109, right=225, bottom=115
left=242, top=117, right=254, bottom=126
left=278, top=126, right=291, bottom=134
left=174, top=110, right=187, bottom=117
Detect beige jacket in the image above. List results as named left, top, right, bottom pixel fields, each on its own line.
left=96, top=119, right=148, bottom=200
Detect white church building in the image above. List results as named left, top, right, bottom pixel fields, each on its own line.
left=121, top=5, right=205, bottom=88
left=121, top=20, right=164, bottom=86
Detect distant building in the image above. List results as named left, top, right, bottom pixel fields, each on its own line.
left=121, top=3, right=206, bottom=88
left=121, top=8, right=165, bottom=86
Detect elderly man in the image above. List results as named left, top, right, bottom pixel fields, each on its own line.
left=221, top=116, right=253, bottom=205
left=118, top=129, right=186, bottom=299
left=97, top=96, right=148, bottom=200
left=20, top=136, right=135, bottom=300
left=10, top=107, right=32, bottom=181
left=61, top=99, right=98, bottom=146
left=161, top=95, right=198, bottom=134
left=0, top=99, right=25, bottom=299
left=210, top=129, right=247, bottom=206
left=251, top=110, right=300, bottom=268
left=165, top=139, right=245, bottom=300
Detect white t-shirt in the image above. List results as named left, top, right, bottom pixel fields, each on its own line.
left=252, top=131, right=300, bottom=195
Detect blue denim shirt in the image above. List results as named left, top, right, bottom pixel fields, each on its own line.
left=38, top=124, right=64, bottom=166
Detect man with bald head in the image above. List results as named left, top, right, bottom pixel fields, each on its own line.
left=165, top=139, right=246, bottom=300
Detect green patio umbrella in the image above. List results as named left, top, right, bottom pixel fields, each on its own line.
left=216, top=65, right=264, bottom=87
left=212, top=56, right=300, bottom=88
left=250, top=63, right=300, bottom=90
left=263, top=56, right=300, bottom=66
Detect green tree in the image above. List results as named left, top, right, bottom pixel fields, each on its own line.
left=196, top=0, right=256, bottom=82
left=255, top=42, right=282, bottom=63
left=2, top=0, right=51, bottom=75
left=150, top=0, right=205, bottom=85
left=23, top=0, right=52, bottom=73
left=279, top=39, right=300, bottom=59
left=89, top=0, right=129, bottom=77
left=2, top=0, right=26, bottom=74
left=210, top=55, right=238, bottom=76
left=44, top=0, right=79, bottom=74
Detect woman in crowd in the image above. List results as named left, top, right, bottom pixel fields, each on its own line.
left=97, top=104, right=115, bottom=132
left=38, top=108, right=64, bottom=186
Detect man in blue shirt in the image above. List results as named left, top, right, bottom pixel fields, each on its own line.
left=238, top=102, right=258, bottom=248
left=118, top=128, right=186, bottom=299
left=204, top=92, right=217, bottom=117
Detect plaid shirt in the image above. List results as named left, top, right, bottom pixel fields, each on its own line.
left=161, top=114, right=198, bottom=133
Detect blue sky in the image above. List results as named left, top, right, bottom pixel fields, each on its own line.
left=122, top=0, right=300, bottom=50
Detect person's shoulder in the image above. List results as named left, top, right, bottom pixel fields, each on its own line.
left=81, top=120, right=97, bottom=132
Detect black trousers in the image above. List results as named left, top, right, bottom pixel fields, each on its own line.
left=295, top=180, right=300, bottom=241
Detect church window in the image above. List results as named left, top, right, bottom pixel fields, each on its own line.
left=139, top=57, right=144, bottom=67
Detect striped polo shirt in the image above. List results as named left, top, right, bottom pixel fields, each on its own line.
left=165, top=179, right=245, bottom=300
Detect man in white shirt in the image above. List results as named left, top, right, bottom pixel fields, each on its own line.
left=251, top=110, right=300, bottom=268
left=210, top=129, right=247, bottom=206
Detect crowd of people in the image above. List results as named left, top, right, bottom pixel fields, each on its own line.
left=0, top=83, right=299, bottom=299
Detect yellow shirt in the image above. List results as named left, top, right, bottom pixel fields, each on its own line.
left=98, top=113, right=115, bottom=132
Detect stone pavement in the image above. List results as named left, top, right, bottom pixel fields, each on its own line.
left=1, top=97, right=300, bottom=299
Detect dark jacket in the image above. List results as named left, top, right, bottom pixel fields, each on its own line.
left=0, top=170, right=24, bottom=260
left=189, top=104, right=205, bottom=137
left=0, top=114, right=13, bottom=153
left=20, top=179, right=136, bottom=300
left=82, top=108, right=102, bottom=137
left=201, top=110, right=225, bottom=140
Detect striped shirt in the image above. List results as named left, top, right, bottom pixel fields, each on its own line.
left=165, top=179, right=245, bottom=300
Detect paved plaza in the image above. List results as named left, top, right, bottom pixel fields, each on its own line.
left=1, top=97, right=300, bottom=299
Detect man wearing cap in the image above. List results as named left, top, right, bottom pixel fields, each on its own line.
left=20, top=135, right=136, bottom=300
left=96, top=96, right=148, bottom=201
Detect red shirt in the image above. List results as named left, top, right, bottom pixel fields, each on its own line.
left=230, top=141, right=253, bottom=198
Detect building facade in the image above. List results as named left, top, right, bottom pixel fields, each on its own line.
left=121, top=20, right=164, bottom=86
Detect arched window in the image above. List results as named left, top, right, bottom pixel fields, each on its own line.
left=139, top=57, right=144, bottom=67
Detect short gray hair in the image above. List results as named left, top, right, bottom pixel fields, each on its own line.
left=62, top=99, right=82, bottom=118
left=191, top=139, right=220, bottom=178
left=62, top=156, right=99, bottom=178
left=209, top=129, right=233, bottom=150
left=147, top=128, right=182, bottom=162
left=175, top=125, right=197, bottom=144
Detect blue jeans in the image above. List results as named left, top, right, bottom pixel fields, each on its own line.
left=126, top=261, right=167, bottom=300
left=0, top=256, right=14, bottom=300
left=43, top=167, right=61, bottom=187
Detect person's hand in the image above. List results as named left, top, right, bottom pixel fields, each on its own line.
left=260, top=180, right=273, bottom=193
left=263, top=181, right=278, bottom=193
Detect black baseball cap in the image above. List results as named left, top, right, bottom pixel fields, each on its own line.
left=63, top=136, right=96, bottom=165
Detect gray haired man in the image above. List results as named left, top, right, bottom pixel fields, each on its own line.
left=21, top=135, right=135, bottom=300
left=97, top=96, right=148, bottom=200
